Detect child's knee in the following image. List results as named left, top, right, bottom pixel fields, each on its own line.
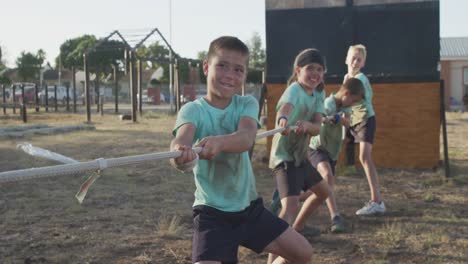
left=293, top=245, right=313, bottom=263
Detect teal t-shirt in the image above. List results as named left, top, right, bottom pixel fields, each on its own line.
left=172, top=95, right=260, bottom=212
left=347, top=73, right=375, bottom=126
left=269, top=82, right=325, bottom=168
left=309, top=93, right=351, bottom=161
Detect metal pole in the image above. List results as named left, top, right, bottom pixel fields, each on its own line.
left=440, top=80, right=450, bottom=178
left=84, top=53, right=91, bottom=123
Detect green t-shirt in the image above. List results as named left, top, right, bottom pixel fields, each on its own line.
left=269, top=82, right=325, bottom=168
left=309, top=93, right=351, bottom=161
left=346, top=73, right=375, bottom=126
left=172, top=95, right=260, bottom=212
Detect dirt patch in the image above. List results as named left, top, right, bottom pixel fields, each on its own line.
left=0, top=111, right=466, bottom=263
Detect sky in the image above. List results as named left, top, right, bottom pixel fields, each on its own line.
left=0, top=0, right=466, bottom=68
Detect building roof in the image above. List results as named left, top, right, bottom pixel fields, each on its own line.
left=441, top=37, right=468, bottom=60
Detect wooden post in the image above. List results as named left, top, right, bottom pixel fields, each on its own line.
left=113, top=64, right=119, bottom=113
left=12, top=84, right=16, bottom=114
left=174, top=60, right=180, bottom=112
left=21, top=83, right=25, bottom=104
left=34, top=83, right=39, bottom=112
left=138, top=59, right=142, bottom=116
left=2, top=84, right=5, bottom=115
left=440, top=80, right=450, bottom=178
left=100, top=97, right=104, bottom=116
left=54, top=85, right=58, bottom=111
left=66, top=84, right=70, bottom=111
left=96, top=70, right=100, bottom=113
left=45, top=83, right=49, bottom=112
left=21, top=103, right=27, bottom=123
left=72, top=66, right=77, bottom=113
left=84, top=53, right=91, bottom=123
left=129, top=51, right=137, bottom=122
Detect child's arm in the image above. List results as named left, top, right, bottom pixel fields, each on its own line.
left=170, top=123, right=197, bottom=168
left=276, top=103, right=294, bottom=135
left=195, top=116, right=258, bottom=160
left=295, top=112, right=322, bottom=136
left=339, top=112, right=351, bottom=128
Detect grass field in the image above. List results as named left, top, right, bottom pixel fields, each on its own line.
left=0, top=110, right=466, bottom=263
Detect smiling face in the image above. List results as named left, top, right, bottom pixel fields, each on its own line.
left=295, top=62, right=324, bottom=92
left=346, top=48, right=366, bottom=76
left=203, top=48, right=248, bottom=108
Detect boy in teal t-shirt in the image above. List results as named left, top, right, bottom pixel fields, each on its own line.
left=309, top=78, right=364, bottom=233
left=170, top=36, right=313, bottom=264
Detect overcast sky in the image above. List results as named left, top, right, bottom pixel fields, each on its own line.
left=0, top=0, right=465, bottom=67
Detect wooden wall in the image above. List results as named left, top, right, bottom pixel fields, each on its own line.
left=265, top=82, right=441, bottom=169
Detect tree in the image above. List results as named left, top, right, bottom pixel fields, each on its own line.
left=58, top=35, right=96, bottom=71
left=16, top=50, right=45, bottom=82
left=197, top=51, right=207, bottom=61
left=246, top=32, right=266, bottom=70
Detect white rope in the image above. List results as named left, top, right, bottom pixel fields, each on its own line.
left=0, top=126, right=295, bottom=184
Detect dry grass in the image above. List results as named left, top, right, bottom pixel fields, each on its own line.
left=0, top=109, right=467, bottom=263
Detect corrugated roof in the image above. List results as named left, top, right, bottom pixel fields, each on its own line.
left=441, top=37, right=468, bottom=59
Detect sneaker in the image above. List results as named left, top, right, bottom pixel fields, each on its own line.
left=331, top=215, right=345, bottom=233
left=269, top=189, right=282, bottom=214
left=297, top=225, right=321, bottom=238
left=355, top=201, right=386, bottom=216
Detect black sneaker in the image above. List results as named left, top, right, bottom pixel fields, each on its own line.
left=297, top=225, right=321, bottom=238
left=331, top=215, right=345, bottom=233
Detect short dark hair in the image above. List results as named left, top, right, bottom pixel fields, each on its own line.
left=287, top=48, right=326, bottom=86
left=206, top=36, right=249, bottom=63
left=341, top=77, right=365, bottom=98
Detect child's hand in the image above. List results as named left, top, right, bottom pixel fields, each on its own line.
left=322, top=116, right=332, bottom=124
left=195, top=136, right=223, bottom=160
left=277, top=116, right=290, bottom=135
left=294, top=120, right=308, bottom=134
left=173, top=144, right=197, bottom=165
left=332, top=113, right=341, bottom=125
left=171, top=144, right=198, bottom=172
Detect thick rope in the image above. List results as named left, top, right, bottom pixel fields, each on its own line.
left=0, top=126, right=295, bottom=184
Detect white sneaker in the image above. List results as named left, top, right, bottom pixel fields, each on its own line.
left=355, top=201, right=386, bottom=215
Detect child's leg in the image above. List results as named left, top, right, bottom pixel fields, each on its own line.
left=274, top=162, right=302, bottom=224
left=316, top=161, right=339, bottom=218
left=358, top=141, right=382, bottom=202
left=292, top=180, right=330, bottom=231
left=278, top=196, right=301, bottom=225
left=265, top=227, right=312, bottom=264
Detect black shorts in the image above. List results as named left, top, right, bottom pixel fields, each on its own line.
left=272, top=161, right=323, bottom=198
left=346, top=116, right=376, bottom=144
left=192, top=198, right=289, bottom=263
left=309, top=148, right=337, bottom=175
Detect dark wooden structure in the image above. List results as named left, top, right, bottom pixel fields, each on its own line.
left=265, top=0, right=440, bottom=168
